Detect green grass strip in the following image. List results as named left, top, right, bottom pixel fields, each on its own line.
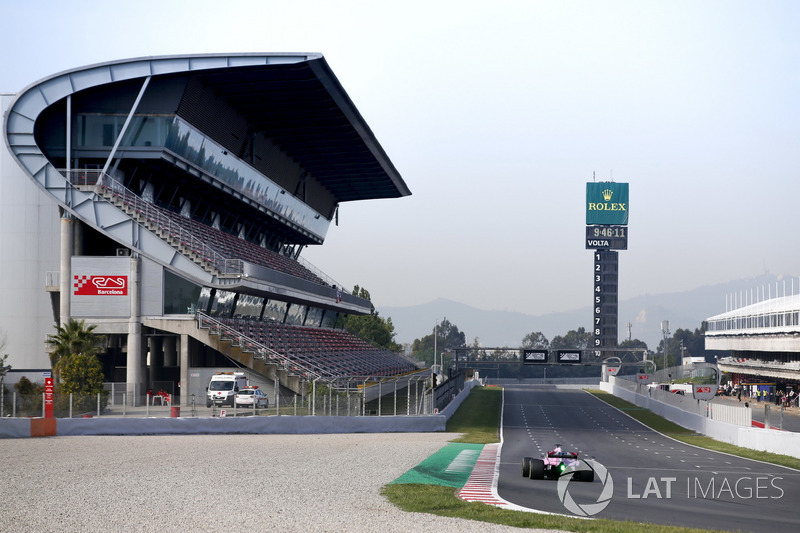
left=381, top=484, right=725, bottom=532
left=446, top=384, right=503, bottom=444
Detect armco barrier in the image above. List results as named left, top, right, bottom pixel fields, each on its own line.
left=601, top=378, right=800, bottom=459
left=0, top=380, right=480, bottom=438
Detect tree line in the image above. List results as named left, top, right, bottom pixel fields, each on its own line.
left=341, top=285, right=716, bottom=379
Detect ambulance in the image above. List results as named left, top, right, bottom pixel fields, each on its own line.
left=206, top=372, right=248, bottom=407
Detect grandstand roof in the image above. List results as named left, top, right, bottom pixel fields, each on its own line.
left=5, top=53, right=411, bottom=204
left=707, top=293, right=800, bottom=322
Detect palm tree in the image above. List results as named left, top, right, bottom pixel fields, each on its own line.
left=45, top=319, right=101, bottom=383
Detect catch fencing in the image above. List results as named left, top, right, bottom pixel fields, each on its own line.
left=613, top=367, right=752, bottom=427
left=0, top=373, right=451, bottom=419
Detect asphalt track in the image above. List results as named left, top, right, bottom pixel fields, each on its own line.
left=497, top=385, right=800, bottom=533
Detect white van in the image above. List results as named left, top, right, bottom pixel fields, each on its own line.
left=206, top=372, right=248, bottom=407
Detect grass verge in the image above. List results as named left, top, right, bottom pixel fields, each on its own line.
left=383, top=483, right=719, bottom=532
left=445, top=384, right=504, bottom=444
left=382, top=385, right=794, bottom=533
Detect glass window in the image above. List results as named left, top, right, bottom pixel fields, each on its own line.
left=285, top=303, right=306, bottom=325
left=263, top=300, right=287, bottom=322
left=163, top=271, right=202, bottom=314
left=76, top=113, right=172, bottom=148
left=304, top=307, right=323, bottom=327
left=197, top=287, right=213, bottom=314
left=234, top=294, right=264, bottom=320
left=209, top=290, right=236, bottom=318
left=320, top=310, right=338, bottom=328
left=165, top=118, right=329, bottom=240
left=121, top=115, right=172, bottom=147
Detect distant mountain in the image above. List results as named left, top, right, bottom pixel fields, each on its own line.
left=378, top=273, right=793, bottom=351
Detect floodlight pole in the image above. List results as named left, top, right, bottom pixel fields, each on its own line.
left=661, top=320, right=670, bottom=372
left=433, top=319, right=438, bottom=375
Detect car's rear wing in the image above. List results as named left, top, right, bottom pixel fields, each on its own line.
left=546, top=451, right=579, bottom=459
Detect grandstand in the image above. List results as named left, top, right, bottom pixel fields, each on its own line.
left=705, top=283, right=800, bottom=393
left=2, top=53, right=417, bottom=405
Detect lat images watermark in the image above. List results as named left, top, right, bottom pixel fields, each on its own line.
left=626, top=475, right=785, bottom=500
left=555, top=460, right=786, bottom=517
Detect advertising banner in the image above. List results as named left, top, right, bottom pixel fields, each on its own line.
left=586, top=182, right=629, bottom=225
left=74, top=275, right=128, bottom=296
left=71, top=257, right=132, bottom=318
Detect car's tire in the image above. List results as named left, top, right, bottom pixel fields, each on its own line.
left=579, top=468, right=595, bottom=482
left=529, top=459, right=545, bottom=479
left=522, top=456, right=533, bottom=477
left=206, top=400, right=211, bottom=408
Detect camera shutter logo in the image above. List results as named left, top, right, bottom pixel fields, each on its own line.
left=556, top=459, right=614, bottom=516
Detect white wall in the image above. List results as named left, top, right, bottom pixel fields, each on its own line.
left=0, top=94, right=62, bottom=379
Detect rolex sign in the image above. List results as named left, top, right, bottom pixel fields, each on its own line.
left=586, top=182, right=629, bottom=225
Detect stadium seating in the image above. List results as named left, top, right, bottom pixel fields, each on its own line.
left=217, top=317, right=417, bottom=379
left=99, top=180, right=325, bottom=284
left=99, top=179, right=415, bottom=380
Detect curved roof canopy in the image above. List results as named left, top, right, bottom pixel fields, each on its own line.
left=5, top=53, right=411, bottom=203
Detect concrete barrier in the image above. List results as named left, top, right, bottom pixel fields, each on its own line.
left=0, top=418, right=33, bottom=438
left=55, top=414, right=446, bottom=437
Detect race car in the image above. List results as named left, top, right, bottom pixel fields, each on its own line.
left=521, top=445, right=595, bottom=482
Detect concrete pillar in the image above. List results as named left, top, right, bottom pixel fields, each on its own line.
left=73, top=218, right=83, bottom=256
left=148, top=336, right=163, bottom=389
left=126, top=256, right=142, bottom=404
left=59, top=215, right=73, bottom=326
left=163, top=336, right=177, bottom=367
left=180, top=334, right=189, bottom=407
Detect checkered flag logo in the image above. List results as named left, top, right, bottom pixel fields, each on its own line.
left=74, top=275, right=90, bottom=291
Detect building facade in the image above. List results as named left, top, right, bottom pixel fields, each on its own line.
left=705, top=282, right=800, bottom=400
left=2, top=54, right=414, bottom=404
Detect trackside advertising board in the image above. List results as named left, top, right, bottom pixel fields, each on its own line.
left=586, top=182, right=629, bottom=225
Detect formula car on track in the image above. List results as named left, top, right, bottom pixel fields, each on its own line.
left=521, top=445, right=595, bottom=481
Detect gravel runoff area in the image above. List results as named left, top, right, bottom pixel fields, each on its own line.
left=1, top=432, right=561, bottom=533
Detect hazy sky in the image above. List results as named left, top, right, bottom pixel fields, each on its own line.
left=3, top=1, right=799, bottom=317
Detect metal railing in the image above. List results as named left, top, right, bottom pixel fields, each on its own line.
left=63, top=169, right=244, bottom=275
left=296, top=255, right=350, bottom=296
